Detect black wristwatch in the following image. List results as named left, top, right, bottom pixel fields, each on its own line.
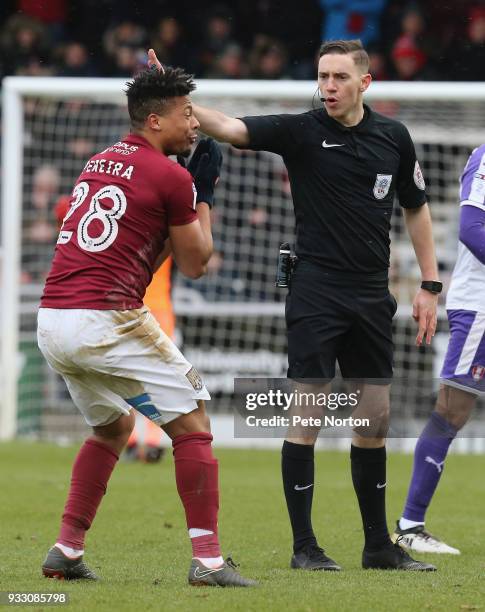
left=421, top=280, right=443, bottom=294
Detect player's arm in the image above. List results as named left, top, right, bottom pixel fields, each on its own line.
left=147, top=48, right=249, bottom=147
left=396, top=123, right=439, bottom=346
left=403, top=203, right=439, bottom=346
left=459, top=205, right=485, bottom=264
left=192, top=103, right=250, bottom=148
left=169, top=138, right=222, bottom=279
left=169, top=206, right=213, bottom=279
left=153, top=239, right=172, bottom=272
left=458, top=148, right=485, bottom=263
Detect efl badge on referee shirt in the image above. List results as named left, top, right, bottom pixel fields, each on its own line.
left=373, top=174, right=392, bottom=200
left=413, top=160, right=426, bottom=190
left=471, top=364, right=485, bottom=382
left=186, top=366, right=204, bottom=391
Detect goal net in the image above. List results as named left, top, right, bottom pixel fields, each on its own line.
left=2, top=78, right=485, bottom=443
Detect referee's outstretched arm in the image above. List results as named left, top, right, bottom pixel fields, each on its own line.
left=191, top=104, right=250, bottom=148
left=403, top=203, right=439, bottom=347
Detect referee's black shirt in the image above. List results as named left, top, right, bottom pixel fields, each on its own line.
left=240, top=105, right=427, bottom=278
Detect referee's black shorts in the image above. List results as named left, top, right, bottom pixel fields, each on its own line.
left=285, top=260, right=398, bottom=380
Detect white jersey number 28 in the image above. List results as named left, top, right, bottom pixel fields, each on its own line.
left=57, top=182, right=127, bottom=252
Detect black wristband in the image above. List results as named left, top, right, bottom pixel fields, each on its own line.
left=421, top=280, right=442, bottom=294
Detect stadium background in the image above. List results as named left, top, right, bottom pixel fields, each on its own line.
left=1, top=0, right=485, bottom=444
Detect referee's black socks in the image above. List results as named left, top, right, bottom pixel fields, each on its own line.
left=282, top=441, right=318, bottom=553
left=350, top=444, right=392, bottom=551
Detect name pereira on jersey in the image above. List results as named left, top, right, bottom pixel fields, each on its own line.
left=82, top=158, right=134, bottom=181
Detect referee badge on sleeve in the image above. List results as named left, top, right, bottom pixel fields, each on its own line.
left=373, top=174, right=392, bottom=200
left=413, top=161, right=426, bottom=190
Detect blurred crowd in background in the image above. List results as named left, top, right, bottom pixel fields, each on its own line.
left=1, top=0, right=485, bottom=82
left=2, top=0, right=485, bottom=296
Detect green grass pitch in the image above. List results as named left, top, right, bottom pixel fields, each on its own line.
left=1, top=442, right=484, bottom=611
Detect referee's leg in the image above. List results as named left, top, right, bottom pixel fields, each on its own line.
left=340, top=291, right=436, bottom=570
left=348, top=382, right=392, bottom=554
left=284, top=334, right=341, bottom=569
left=283, top=381, right=341, bottom=570
left=283, top=268, right=347, bottom=571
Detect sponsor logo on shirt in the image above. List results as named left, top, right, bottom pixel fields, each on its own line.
left=103, top=141, right=139, bottom=155
left=373, top=174, right=392, bottom=200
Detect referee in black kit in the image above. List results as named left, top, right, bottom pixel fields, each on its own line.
left=149, top=41, right=440, bottom=572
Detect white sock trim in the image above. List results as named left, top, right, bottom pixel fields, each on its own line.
left=195, top=556, right=224, bottom=568
left=189, top=528, right=214, bottom=538
left=55, top=543, right=84, bottom=558
left=399, top=518, right=425, bottom=530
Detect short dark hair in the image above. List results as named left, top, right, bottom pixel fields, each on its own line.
left=125, top=66, right=196, bottom=128
left=318, top=39, right=369, bottom=73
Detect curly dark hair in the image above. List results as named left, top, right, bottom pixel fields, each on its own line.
left=125, top=66, right=196, bottom=128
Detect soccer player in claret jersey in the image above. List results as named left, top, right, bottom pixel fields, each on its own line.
left=38, top=67, right=256, bottom=587
left=392, top=144, right=485, bottom=555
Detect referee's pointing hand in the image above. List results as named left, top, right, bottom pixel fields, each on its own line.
left=413, top=289, right=438, bottom=346
left=147, top=48, right=163, bottom=72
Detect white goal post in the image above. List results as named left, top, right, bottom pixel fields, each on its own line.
left=2, top=77, right=485, bottom=441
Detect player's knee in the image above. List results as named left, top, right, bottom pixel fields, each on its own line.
left=93, top=411, right=136, bottom=446
left=435, top=386, right=475, bottom=430
left=435, top=404, right=468, bottom=430
left=162, top=401, right=210, bottom=439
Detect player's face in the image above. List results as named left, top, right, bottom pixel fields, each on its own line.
left=318, top=54, right=371, bottom=126
left=161, top=96, right=199, bottom=156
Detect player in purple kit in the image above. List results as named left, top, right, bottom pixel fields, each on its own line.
left=38, top=67, right=256, bottom=587
left=392, top=144, right=485, bottom=554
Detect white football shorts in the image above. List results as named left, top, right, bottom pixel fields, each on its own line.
left=37, top=307, right=210, bottom=427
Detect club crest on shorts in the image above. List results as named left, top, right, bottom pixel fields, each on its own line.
left=373, top=174, right=392, bottom=200
left=471, top=364, right=485, bottom=382
left=413, top=160, right=426, bottom=190
left=186, top=366, right=203, bottom=391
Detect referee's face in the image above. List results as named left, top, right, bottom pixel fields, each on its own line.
left=318, top=53, right=370, bottom=126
